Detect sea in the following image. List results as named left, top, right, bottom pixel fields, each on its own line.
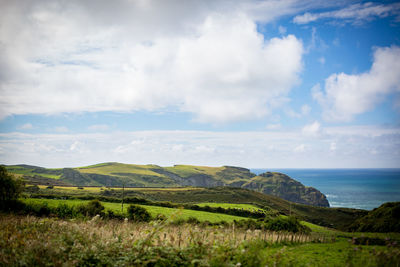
left=250, top=168, right=400, bottom=211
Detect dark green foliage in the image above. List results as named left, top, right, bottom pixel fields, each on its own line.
left=25, top=185, right=40, bottom=193
left=127, top=204, right=151, bottom=222
left=55, top=203, right=76, bottom=218
left=76, top=199, right=105, bottom=217
left=350, top=202, right=400, bottom=232
left=264, top=216, right=311, bottom=233
left=104, top=210, right=125, bottom=220
left=186, top=216, right=200, bottom=224
left=25, top=185, right=366, bottom=230
left=23, top=201, right=52, bottom=216
left=0, top=166, right=24, bottom=210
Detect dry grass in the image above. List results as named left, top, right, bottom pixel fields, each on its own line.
left=3, top=214, right=397, bottom=266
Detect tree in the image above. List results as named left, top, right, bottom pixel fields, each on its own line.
left=127, top=204, right=151, bottom=222
left=0, top=166, right=24, bottom=210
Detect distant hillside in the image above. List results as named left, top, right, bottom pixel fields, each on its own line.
left=5, top=162, right=329, bottom=207
left=349, top=202, right=400, bottom=232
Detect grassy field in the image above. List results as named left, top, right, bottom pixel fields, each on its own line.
left=165, top=165, right=226, bottom=178
left=6, top=165, right=62, bottom=179
left=196, top=202, right=263, bottom=211
left=1, top=214, right=399, bottom=266
left=77, top=162, right=164, bottom=177
left=25, top=185, right=368, bottom=231
left=37, top=185, right=203, bottom=192
left=22, top=198, right=250, bottom=223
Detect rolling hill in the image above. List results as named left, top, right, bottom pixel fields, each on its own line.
left=5, top=162, right=329, bottom=207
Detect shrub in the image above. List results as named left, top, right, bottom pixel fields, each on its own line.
left=265, top=216, right=310, bottom=233
left=186, top=216, right=200, bottom=225
left=155, top=214, right=167, bottom=221
left=25, top=185, right=40, bottom=193
left=56, top=203, right=76, bottom=218
left=76, top=200, right=105, bottom=217
left=127, top=204, right=151, bottom=222
left=104, top=210, right=124, bottom=220
left=0, top=166, right=24, bottom=210
left=23, top=202, right=52, bottom=217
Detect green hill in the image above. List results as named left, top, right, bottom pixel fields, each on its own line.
left=4, top=162, right=328, bottom=207
left=25, top=185, right=366, bottom=230
left=349, top=202, right=400, bottom=232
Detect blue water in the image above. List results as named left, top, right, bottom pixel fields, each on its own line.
left=250, top=169, right=400, bottom=210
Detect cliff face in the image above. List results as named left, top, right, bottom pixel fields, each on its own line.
left=241, top=172, right=330, bottom=207
left=6, top=163, right=329, bottom=207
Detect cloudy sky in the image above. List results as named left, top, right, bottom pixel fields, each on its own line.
left=1, top=0, right=400, bottom=168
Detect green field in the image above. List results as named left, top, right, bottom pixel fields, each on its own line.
left=77, top=162, right=164, bottom=177
left=6, top=166, right=62, bottom=179
left=196, top=202, right=263, bottom=211
left=22, top=198, right=250, bottom=223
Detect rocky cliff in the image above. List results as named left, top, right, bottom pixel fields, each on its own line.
left=241, top=172, right=329, bottom=207
left=5, top=163, right=330, bottom=207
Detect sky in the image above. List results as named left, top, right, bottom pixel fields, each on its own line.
left=0, top=0, right=400, bottom=168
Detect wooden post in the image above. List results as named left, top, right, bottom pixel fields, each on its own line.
left=121, top=182, right=125, bottom=212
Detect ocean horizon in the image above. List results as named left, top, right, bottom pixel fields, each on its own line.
left=250, top=168, right=400, bottom=211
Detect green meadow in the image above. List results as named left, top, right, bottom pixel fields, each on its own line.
left=22, top=198, right=250, bottom=223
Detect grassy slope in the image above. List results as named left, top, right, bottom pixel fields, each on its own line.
left=26, top=185, right=367, bottom=230
left=22, top=198, right=249, bottom=223
left=196, top=202, right=263, bottom=212
left=6, top=163, right=256, bottom=186
left=165, top=165, right=225, bottom=178
left=77, top=162, right=164, bottom=177
left=5, top=165, right=62, bottom=179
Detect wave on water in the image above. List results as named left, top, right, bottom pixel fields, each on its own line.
left=250, top=168, right=400, bottom=210
left=325, top=194, right=338, bottom=199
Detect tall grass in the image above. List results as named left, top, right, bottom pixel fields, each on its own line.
left=1, top=214, right=399, bottom=266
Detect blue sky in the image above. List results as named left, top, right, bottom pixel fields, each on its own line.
left=0, top=0, right=399, bottom=168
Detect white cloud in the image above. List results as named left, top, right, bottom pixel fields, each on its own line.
left=266, top=123, right=281, bottom=130
left=293, top=2, right=400, bottom=25
left=313, top=46, right=400, bottom=122
left=54, top=126, right=68, bottom=132
left=318, top=57, right=325, bottom=65
left=330, top=142, right=336, bottom=151
left=286, top=104, right=311, bottom=118
left=88, top=124, right=109, bottom=131
left=0, top=0, right=304, bottom=124
left=278, top=25, right=287, bottom=34
left=301, top=104, right=311, bottom=115
left=302, top=121, right=321, bottom=137
left=294, top=144, right=305, bottom=153
left=18, top=123, right=33, bottom=130
left=70, top=141, right=81, bottom=151
left=2, top=125, right=398, bottom=168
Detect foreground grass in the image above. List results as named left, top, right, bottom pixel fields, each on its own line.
left=1, top=214, right=399, bottom=266
left=22, top=198, right=249, bottom=223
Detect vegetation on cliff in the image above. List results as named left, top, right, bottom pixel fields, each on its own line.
left=5, top=162, right=329, bottom=207
left=350, top=202, right=400, bottom=233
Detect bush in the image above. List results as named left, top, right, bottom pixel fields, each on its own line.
left=104, top=210, right=125, bottom=220
left=127, top=204, right=151, bottom=222
left=23, top=202, right=52, bottom=217
left=76, top=200, right=105, bottom=217
left=265, top=216, right=310, bottom=233
left=0, top=166, right=24, bottom=210
left=186, top=216, right=200, bottom=224
left=155, top=214, right=167, bottom=221
left=56, top=203, right=76, bottom=218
